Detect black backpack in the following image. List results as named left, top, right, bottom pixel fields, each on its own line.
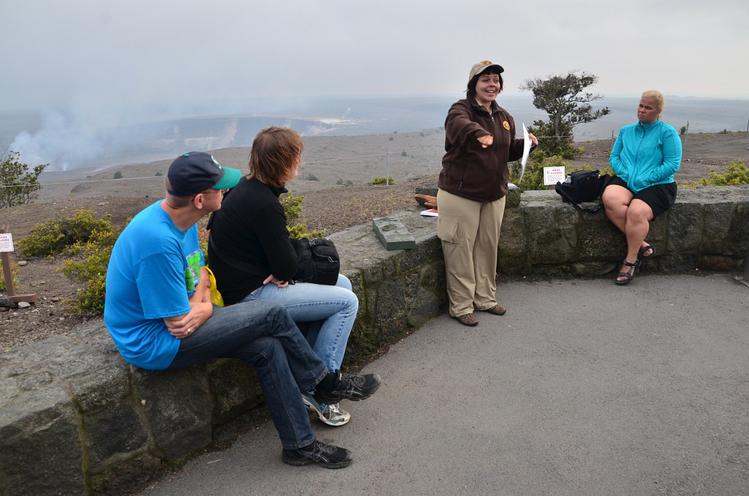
left=290, top=238, right=340, bottom=285
left=555, top=170, right=609, bottom=213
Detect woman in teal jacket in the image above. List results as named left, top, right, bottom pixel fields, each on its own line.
left=602, top=90, right=682, bottom=285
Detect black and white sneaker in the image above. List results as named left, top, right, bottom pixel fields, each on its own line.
left=315, top=371, right=381, bottom=404
left=282, top=439, right=352, bottom=469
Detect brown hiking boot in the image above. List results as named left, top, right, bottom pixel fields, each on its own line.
left=454, top=313, right=479, bottom=326
left=481, top=304, right=507, bottom=315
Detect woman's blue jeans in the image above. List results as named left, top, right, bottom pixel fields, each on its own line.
left=170, top=299, right=326, bottom=450
left=241, top=274, right=358, bottom=371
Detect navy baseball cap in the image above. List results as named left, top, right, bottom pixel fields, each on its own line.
left=167, top=152, right=241, bottom=196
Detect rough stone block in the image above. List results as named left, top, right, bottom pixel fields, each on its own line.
left=667, top=201, right=704, bottom=254
left=505, top=188, right=521, bottom=208
left=89, top=452, right=162, bottom=496
left=400, top=272, right=421, bottom=308
left=570, top=261, right=618, bottom=277
left=728, top=202, right=749, bottom=255
left=499, top=208, right=527, bottom=258
left=407, top=285, right=443, bottom=329
left=648, top=214, right=668, bottom=249
left=525, top=203, right=578, bottom=263
left=69, top=358, right=130, bottom=413
left=702, top=203, right=736, bottom=254
left=396, top=236, right=441, bottom=274
left=85, top=402, right=149, bottom=467
left=577, top=213, right=624, bottom=261
left=0, top=398, right=85, bottom=496
left=372, top=217, right=416, bottom=250
left=132, top=367, right=214, bottom=460
left=699, top=255, right=741, bottom=271
left=206, top=359, right=263, bottom=425
left=373, top=279, right=409, bottom=339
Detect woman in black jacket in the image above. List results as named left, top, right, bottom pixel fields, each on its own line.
left=209, top=127, right=372, bottom=427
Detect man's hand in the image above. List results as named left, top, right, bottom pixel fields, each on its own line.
left=263, top=274, right=289, bottom=288
left=528, top=133, right=539, bottom=146
left=164, top=301, right=213, bottom=339
left=164, top=266, right=214, bottom=339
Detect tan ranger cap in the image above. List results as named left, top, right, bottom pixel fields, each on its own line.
left=468, top=60, right=504, bottom=82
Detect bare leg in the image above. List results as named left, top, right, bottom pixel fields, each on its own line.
left=604, top=186, right=653, bottom=283
left=623, top=199, right=654, bottom=263
left=602, top=185, right=633, bottom=233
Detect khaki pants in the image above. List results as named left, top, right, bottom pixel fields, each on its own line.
left=437, top=189, right=506, bottom=317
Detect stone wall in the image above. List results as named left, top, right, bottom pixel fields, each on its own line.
left=1, top=186, right=747, bottom=495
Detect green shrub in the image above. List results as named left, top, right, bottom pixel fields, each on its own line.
left=113, top=171, right=123, bottom=179
left=371, top=176, right=396, bottom=185
left=63, top=227, right=119, bottom=316
left=19, top=210, right=113, bottom=257
left=305, top=173, right=319, bottom=181
left=280, top=192, right=326, bottom=239
left=697, top=161, right=749, bottom=186
left=336, top=179, right=353, bottom=187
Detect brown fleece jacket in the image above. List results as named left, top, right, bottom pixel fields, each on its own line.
left=438, top=98, right=525, bottom=202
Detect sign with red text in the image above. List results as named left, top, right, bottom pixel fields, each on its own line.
left=543, top=166, right=566, bottom=186
left=0, top=233, right=14, bottom=253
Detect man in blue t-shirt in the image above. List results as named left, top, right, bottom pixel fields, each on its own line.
left=104, top=152, right=381, bottom=469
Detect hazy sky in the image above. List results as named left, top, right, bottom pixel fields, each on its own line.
left=1, top=0, right=748, bottom=116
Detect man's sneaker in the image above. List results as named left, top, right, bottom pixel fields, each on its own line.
left=303, top=394, right=351, bottom=427
left=315, top=371, right=381, bottom=404
left=282, top=439, right=352, bottom=469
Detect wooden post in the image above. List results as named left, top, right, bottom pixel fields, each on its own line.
left=0, top=226, right=37, bottom=305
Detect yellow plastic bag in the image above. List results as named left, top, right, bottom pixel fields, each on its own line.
left=205, top=267, right=224, bottom=307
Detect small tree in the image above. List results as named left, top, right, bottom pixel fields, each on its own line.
left=0, top=151, right=48, bottom=208
left=522, top=71, right=610, bottom=158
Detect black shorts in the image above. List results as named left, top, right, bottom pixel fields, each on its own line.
left=605, top=176, right=677, bottom=218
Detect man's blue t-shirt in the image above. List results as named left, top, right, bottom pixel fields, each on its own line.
left=104, top=201, right=203, bottom=370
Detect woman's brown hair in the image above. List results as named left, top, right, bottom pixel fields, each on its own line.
left=248, top=127, right=304, bottom=187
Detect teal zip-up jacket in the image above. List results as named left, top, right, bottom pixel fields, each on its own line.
left=610, top=120, right=682, bottom=193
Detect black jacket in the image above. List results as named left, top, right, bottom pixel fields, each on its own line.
left=438, top=99, right=524, bottom=202
left=208, top=177, right=297, bottom=305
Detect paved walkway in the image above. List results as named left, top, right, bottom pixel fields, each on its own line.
left=140, top=274, right=749, bottom=496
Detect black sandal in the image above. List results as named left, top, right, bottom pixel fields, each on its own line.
left=638, top=243, right=655, bottom=258
left=615, top=259, right=640, bottom=285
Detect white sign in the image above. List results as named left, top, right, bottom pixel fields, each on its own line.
left=0, top=233, right=14, bottom=253
left=520, top=123, right=531, bottom=181
left=543, top=166, right=566, bottom=186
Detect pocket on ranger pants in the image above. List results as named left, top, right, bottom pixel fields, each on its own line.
left=437, top=215, right=461, bottom=244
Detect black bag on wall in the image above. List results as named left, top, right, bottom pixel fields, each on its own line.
left=291, top=238, right=340, bottom=285
left=555, top=170, right=610, bottom=213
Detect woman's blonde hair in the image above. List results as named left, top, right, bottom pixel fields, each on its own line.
left=248, top=127, right=304, bottom=187
left=641, top=90, right=664, bottom=112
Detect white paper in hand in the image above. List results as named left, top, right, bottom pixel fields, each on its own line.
left=519, top=123, right=531, bottom=182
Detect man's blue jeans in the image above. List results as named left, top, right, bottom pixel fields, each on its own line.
left=242, top=274, right=358, bottom=371
left=169, top=299, right=327, bottom=450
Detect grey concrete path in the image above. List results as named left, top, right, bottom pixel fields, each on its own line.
left=140, top=274, right=749, bottom=496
